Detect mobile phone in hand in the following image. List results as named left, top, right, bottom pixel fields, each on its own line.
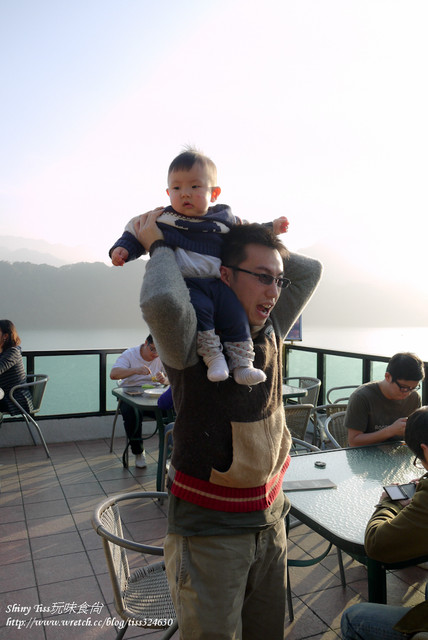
left=383, top=482, right=417, bottom=501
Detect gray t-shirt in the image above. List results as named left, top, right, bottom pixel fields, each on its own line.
left=344, top=382, right=421, bottom=436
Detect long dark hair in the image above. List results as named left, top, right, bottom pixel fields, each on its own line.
left=0, top=319, right=21, bottom=350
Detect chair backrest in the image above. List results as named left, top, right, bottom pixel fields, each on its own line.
left=284, top=377, right=321, bottom=406
left=326, top=385, right=358, bottom=404
left=284, top=404, right=314, bottom=441
left=312, top=404, right=348, bottom=448
left=315, top=402, right=348, bottom=424
left=26, top=375, right=49, bottom=414
left=92, top=491, right=168, bottom=619
left=97, top=502, right=131, bottom=613
left=290, top=437, right=321, bottom=455
left=324, top=411, right=348, bottom=448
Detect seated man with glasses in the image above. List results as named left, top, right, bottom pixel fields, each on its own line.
left=345, top=352, right=425, bottom=447
left=341, top=406, right=428, bottom=640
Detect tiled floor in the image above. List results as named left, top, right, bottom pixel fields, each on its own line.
left=0, top=434, right=427, bottom=640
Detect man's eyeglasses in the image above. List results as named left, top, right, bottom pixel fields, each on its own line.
left=224, top=266, right=291, bottom=289
left=393, top=380, right=420, bottom=393
left=413, top=456, right=425, bottom=469
left=148, top=344, right=157, bottom=354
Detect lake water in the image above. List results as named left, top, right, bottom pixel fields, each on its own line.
left=17, top=324, right=428, bottom=415
left=20, top=325, right=428, bottom=361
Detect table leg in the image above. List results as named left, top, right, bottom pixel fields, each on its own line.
left=367, top=558, right=387, bottom=603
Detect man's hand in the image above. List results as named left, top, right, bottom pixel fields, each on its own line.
left=153, top=371, right=168, bottom=384
left=134, top=207, right=165, bottom=252
left=272, top=216, right=289, bottom=235
left=378, top=482, right=417, bottom=508
left=135, top=365, right=151, bottom=376
left=111, top=247, right=129, bottom=266
left=389, top=417, right=408, bottom=438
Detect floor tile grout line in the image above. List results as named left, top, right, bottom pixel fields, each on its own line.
left=14, top=447, right=50, bottom=640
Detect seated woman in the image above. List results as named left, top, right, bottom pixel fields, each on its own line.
left=0, top=320, right=32, bottom=417
left=341, top=406, right=428, bottom=640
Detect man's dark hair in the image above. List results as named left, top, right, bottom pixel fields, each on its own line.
left=146, top=334, right=153, bottom=345
left=405, top=407, right=428, bottom=460
left=221, top=223, right=289, bottom=267
left=386, top=352, right=425, bottom=382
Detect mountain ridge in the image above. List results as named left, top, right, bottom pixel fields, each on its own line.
left=1, top=236, right=427, bottom=330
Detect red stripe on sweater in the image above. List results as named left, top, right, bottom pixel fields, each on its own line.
left=169, top=455, right=290, bottom=513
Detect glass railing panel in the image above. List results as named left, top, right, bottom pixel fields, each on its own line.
left=371, top=360, right=386, bottom=381
left=34, top=354, right=100, bottom=415
left=286, top=349, right=317, bottom=379
left=325, top=354, right=363, bottom=395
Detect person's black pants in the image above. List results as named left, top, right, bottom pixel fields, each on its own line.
left=120, top=402, right=144, bottom=455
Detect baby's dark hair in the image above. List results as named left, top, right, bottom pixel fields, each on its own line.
left=221, top=223, right=289, bottom=267
left=168, top=148, right=217, bottom=185
left=386, top=352, right=425, bottom=382
left=405, top=407, right=428, bottom=460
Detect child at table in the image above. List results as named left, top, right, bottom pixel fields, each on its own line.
left=109, top=148, right=289, bottom=386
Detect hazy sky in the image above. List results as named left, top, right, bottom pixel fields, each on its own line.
left=1, top=0, right=428, bottom=285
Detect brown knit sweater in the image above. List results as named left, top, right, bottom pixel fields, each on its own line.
left=141, top=246, right=322, bottom=514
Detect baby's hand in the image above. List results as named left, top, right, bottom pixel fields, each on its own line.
left=111, top=247, right=129, bottom=266
left=273, top=216, right=289, bottom=235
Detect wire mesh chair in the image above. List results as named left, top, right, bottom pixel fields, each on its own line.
left=324, top=411, right=348, bottom=448
left=326, top=385, right=358, bottom=404
left=284, top=404, right=314, bottom=442
left=312, top=403, right=348, bottom=448
left=1, top=374, right=50, bottom=457
left=91, top=491, right=178, bottom=640
left=160, top=423, right=174, bottom=494
left=283, top=377, right=321, bottom=407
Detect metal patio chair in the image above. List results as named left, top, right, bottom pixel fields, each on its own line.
left=284, top=404, right=314, bottom=442
left=0, top=374, right=50, bottom=457
left=324, top=411, right=348, bottom=448
left=283, top=376, right=321, bottom=407
left=326, top=385, right=358, bottom=404
left=312, top=403, right=348, bottom=448
left=160, top=422, right=174, bottom=494
left=91, top=491, right=178, bottom=640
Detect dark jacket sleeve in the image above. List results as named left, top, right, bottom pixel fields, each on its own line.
left=364, top=476, right=428, bottom=563
left=109, top=231, right=146, bottom=261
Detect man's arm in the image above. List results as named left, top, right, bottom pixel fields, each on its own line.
left=271, top=252, right=323, bottom=339
left=364, top=478, right=428, bottom=563
left=141, top=246, right=199, bottom=370
left=345, top=388, right=408, bottom=447
left=136, top=209, right=198, bottom=371
left=110, top=365, right=151, bottom=381
left=348, top=419, right=408, bottom=447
